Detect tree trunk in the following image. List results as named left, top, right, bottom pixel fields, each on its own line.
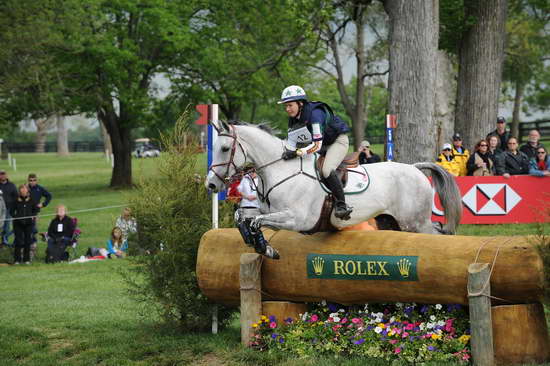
left=455, top=0, right=508, bottom=150
left=434, top=51, right=457, bottom=152
left=56, top=115, right=70, bottom=156
left=100, top=121, right=113, bottom=156
left=352, top=5, right=367, bottom=150
left=97, top=106, right=132, bottom=188
left=34, top=116, right=54, bottom=153
left=384, top=0, right=439, bottom=163
left=511, top=80, right=524, bottom=140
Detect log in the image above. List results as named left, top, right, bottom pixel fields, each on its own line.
left=468, top=263, right=494, bottom=366
left=492, top=303, right=550, bottom=365
left=262, top=301, right=308, bottom=325
left=240, top=253, right=262, bottom=345
left=197, top=229, right=543, bottom=306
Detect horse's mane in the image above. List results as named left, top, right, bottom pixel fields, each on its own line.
left=227, top=120, right=280, bottom=137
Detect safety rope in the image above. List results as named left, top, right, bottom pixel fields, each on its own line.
left=4, top=204, right=127, bottom=222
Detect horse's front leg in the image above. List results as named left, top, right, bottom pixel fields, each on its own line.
left=252, top=209, right=297, bottom=231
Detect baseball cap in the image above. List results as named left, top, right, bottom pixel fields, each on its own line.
left=442, top=143, right=452, bottom=150
left=452, top=133, right=462, bottom=141
left=0, top=170, right=6, bottom=174
left=360, top=140, right=370, bottom=148
left=497, top=116, right=506, bottom=123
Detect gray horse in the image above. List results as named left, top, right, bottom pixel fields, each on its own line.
left=206, top=121, right=462, bottom=235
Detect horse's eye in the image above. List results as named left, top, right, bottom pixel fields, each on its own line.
left=221, top=146, right=230, bottom=152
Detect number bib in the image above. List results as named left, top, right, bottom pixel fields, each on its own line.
left=287, top=125, right=312, bottom=149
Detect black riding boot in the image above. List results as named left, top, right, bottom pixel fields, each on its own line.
left=324, top=170, right=353, bottom=220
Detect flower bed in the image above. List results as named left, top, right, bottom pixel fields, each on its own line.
left=250, top=302, right=471, bottom=363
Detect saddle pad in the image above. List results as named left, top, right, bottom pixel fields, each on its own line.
left=314, top=156, right=371, bottom=195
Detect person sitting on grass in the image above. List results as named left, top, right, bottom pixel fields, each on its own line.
left=107, top=226, right=127, bottom=258
left=115, top=207, right=137, bottom=241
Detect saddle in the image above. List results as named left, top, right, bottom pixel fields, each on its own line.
left=316, top=152, right=360, bottom=187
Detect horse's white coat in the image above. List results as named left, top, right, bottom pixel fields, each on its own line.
left=206, top=123, right=461, bottom=234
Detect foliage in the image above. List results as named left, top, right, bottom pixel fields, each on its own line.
left=125, top=113, right=236, bottom=331
left=439, top=0, right=477, bottom=54
left=250, top=302, right=471, bottom=364
left=533, top=195, right=550, bottom=305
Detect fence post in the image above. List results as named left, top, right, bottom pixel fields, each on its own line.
left=240, top=253, right=262, bottom=345
left=12, top=158, right=16, bottom=172
left=468, top=263, right=494, bottom=366
left=8, top=153, right=11, bottom=166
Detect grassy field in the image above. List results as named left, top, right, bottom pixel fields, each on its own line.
left=0, top=152, right=549, bottom=366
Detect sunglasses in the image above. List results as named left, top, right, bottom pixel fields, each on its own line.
left=479, top=144, right=488, bottom=147
left=537, top=151, right=546, bottom=154
left=28, top=179, right=37, bottom=182
left=443, top=148, right=451, bottom=151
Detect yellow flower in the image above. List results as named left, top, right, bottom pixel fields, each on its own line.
left=261, top=315, right=267, bottom=321
left=388, top=330, right=395, bottom=337
left=458, top=335, right=471, bottom=344
left=378, top=323, right=385, bottom=329
left=252, top=323, right=258, bottom=328
left=431, top=334, right=442, bottom=340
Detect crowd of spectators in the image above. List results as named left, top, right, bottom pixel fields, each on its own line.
left=0, top=169, right=136, bottom=264
left=436, top=117, right=549, bottom=178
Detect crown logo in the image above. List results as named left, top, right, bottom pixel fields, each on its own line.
left=397, top=258, right=411, bottom=278
left=311, top=256, right=325, bottom=276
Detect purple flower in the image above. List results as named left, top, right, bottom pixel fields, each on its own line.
left=428, top=345, right=435, bottom=351
left=404, top=306, right=413, bottom=315
left=271, top=333, right=278, bottom=339
left=279, top=337, right=284, bottom=343
left=269, top=315, right=276, bottom=322
left=353, top=338, right=365, bottom=345
left=420, top=305, right=429, bottom=314
left=367, top=325, right=374, bottom=331
left=328, top=303, right=339, bottom=312
left=409, top=336, right=416, bottom=341
left=284, top=317, right=293, bottom=324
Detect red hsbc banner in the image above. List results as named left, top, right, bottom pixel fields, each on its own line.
left=432, top=176, right=550, bottom=224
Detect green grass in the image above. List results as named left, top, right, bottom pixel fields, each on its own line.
left=0, top=152, right=549, bottom=365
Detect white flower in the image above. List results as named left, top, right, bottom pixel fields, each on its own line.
left=338, top=309, right=345, bottom=313
left=321, top=300, right=327, bottom=306
left=374, top=326, right=383, bottom=334
left=435, top=304, right=442, bottom=310
left=395, top=302, right=403, bottom=308
left=329, top=312, right=339, bottom=318
left=419, top=323, right=425, bottom=330
left=430, top=315, right=436, bottom=321
left=437, top=320, right=445, bottom=327
left=301, top=312, right=309, bottom=321
left=390, top=316, right=396, bottom=323
left=427, top=322, right=434, bottom=329
left=332, top=316, right=341, bottom=323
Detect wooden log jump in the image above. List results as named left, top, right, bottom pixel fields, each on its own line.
left=197, top=229, right=543, bottom=306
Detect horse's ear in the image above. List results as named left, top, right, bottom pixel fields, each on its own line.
left=210, top=118, right=223, bottom=133
left=220, top=120, right=230, bottom=132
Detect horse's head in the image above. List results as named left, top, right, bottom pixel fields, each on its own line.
left=206, top=120, right=248, bottom=192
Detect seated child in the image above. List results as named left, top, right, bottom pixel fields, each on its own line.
left=107, top=226, right=128, bottom=258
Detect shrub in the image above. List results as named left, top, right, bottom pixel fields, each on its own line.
left=125, top=113, right=236, bottom=331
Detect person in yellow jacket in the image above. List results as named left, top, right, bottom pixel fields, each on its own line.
left=436, top=143, right=461, bottom=176
left=451, top=133, right=470, bottom=176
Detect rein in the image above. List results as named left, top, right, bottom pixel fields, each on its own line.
left=208, top=125, right=248, bottom=184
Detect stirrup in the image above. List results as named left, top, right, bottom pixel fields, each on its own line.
left=262, top=245, right=280, bottom=260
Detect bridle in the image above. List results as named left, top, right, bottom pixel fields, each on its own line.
left=209, top=125, right=248, bottom=184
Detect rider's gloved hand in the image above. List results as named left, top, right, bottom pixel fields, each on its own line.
left=281, top=148, right=297, bottom=160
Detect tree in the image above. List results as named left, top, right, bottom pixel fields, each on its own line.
left=314, top=1, right=389, bottom=149
left=454, top=0, right=508, bottom=148
left=56, top=115, right=69, bottom=156
left=170, top=0, right=326, bottom=121
left=383, top=0, right=439, bottom=163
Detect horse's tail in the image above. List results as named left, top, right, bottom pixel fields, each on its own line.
left=413, top=162, right=462, bottom=234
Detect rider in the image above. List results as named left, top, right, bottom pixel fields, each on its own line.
left=278, top=85, right=353, bottom=220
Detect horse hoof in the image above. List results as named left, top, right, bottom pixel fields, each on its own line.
left=264, top=245, right=280, bottom=260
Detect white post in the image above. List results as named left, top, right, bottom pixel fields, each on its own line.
left=211, top=104, right=219, bottom=334
left=105, top=150, right=110, bottom=162
left=8, top=153, right=11, bottom=166
left=13, top=158, right=16, bottom=171
left=110, top=154, right=114, bottom=168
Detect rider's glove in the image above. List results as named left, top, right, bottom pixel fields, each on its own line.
left=281, top=148, right=297, bottom=160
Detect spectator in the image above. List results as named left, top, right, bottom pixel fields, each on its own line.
left=451, top=133, right=470, bottom=176
left=27, top=173, right=52, bottom=260
left=46, top=205, right=75, bottom=261
left=11, top=184, right=38, bottom=264
left=107, top=226, right=127, bottom=258
left=487, top=116, right=511, bottom=151
left=227, top=171, right=243, bottom=211
left=358, top=140, right=381, bottom=164
left=487, top=135, right=502, bottom=162
left=495, top=137, right=530, bottom=178
left=115, top=207, right=137, bottom=241
left=466, top=140, right=495, bottom=176
left=0, top=170, right=17, bottom=246
left=436, top=143, right=460, bottom=176
left=529, top=146, right=550, bottom=177
left=520, top=130, right=543, bottom=160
